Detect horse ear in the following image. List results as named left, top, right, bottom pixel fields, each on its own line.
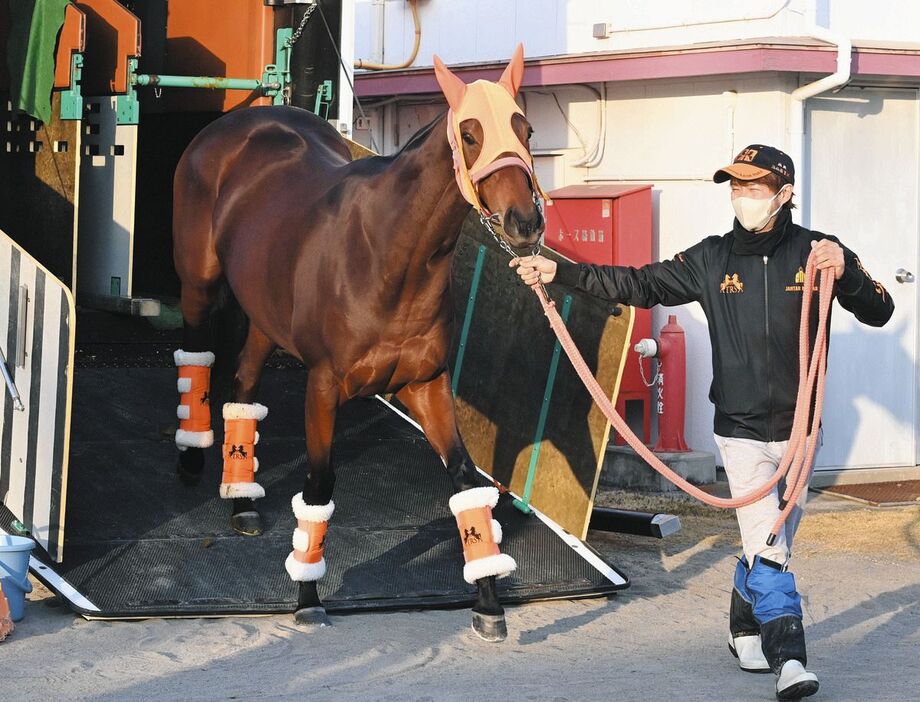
left=498, top=43, right=525, bottom=97
left=433, top=54, right=467, bottom=110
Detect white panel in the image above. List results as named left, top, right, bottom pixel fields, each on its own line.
left=75, top=97, right=138, bottom=298
left=32, top=286, right=63, bottom=548
left=827, top=0, right=920, bottom=44
left=474, top=0, right=516, bottom=60
left=0, top=241, right=9, bottom=437
left=353, top=0, right=816, bottom=68
left=806, top=87, right=918, bottom=468
left=6, top=263, right=36, bottom=510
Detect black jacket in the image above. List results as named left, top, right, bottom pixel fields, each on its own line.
left=553, top=210, right=895, bottom=442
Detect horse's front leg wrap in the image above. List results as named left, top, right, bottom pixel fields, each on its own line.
left=449, top=487, right=516, bottom=584
left=174, top=350, right=215, bottom=449
left=285, top=493, right=334, bottom=581
left=219, top=402, right=268, bottom=499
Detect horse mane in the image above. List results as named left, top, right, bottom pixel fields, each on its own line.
left=395, top=113, right=445, bottom=155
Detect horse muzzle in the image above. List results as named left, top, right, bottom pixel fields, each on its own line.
left=501, top=205, right=544, bottom=248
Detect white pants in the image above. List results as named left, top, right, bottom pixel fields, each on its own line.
left=714, top=433, right=819, bottom=565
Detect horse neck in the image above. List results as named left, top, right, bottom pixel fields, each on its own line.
left=391, top=115, right=470, bottom=260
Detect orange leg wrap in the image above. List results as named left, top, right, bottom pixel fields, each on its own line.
left=293, top=519, right=328, bottom=565
left=219, top=403, right=268, bottom=500
left=456, top=506, right=500, bottom=563
left=222, top=418, right=258, bottom=485
left=178, top=365, right=211, bottom=433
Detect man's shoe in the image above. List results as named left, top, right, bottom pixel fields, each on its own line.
left=776, top=659, right=819, bottom=699
left=728, top=634, right=771, bottom=673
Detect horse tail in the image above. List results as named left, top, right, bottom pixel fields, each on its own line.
left=210, top=278, right=250, bottom=403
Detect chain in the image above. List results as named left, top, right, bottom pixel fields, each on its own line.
left=288, top=2, right=318, bottom=48
left=479, top=191, right=548, bottom=298
left=638, top=356, right=661, bottom=388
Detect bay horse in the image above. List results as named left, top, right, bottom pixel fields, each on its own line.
left=171, top=46, right=543, bottom=641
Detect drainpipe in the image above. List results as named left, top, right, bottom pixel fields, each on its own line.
left=788, top=25, right=852, bottom=225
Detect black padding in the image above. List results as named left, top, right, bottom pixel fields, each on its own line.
left=57, top=368, right=626, bottom=617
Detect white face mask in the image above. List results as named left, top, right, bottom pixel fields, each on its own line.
left=732, top=186, right=789, bottom=232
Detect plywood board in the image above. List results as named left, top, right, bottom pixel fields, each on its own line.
left=449, top=217, right=633, bottom=538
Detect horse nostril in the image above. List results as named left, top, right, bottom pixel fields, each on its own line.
left=507, top=207, right=543, bottom=238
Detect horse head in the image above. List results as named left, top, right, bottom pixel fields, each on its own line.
left=434, top=44, right=545, bottom=250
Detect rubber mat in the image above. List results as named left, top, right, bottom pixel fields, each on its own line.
left=55, top=367, right=627, bottom=617
left=812, top=480, right=920, bottom=507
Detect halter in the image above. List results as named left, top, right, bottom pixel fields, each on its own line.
left=444, top=79, right=550, bottom=256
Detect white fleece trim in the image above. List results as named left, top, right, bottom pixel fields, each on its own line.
left=491, top=519, right=503, bottom=545
left=285, top=552, right=326, bottom=581
left=174, top=349, right=215, bottom=367
left=463, top=553, right=516, bottom=584
left=177, top=377, right=192, bottom=393
left=177, top=405, right=190, bottom=420
left=175, top=429, right=213, bottom=448
left=449, top=486, right=499, bottom=516
left=292, top=528, right=311, bottom=553
left=291, top=493, right=335, bottom=522
left=222, top=402, right=268, bottom=421
left=219, top=482, right=266, bottom=499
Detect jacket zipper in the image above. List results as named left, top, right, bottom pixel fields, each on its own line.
left=763, top=255, right=774, bottom=441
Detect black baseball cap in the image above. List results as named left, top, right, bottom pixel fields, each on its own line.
left=713, top=144, right=795, bottom=185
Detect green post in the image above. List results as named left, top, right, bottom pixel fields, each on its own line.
left=59, top=52, right=83, bottom=120
left=452, top=244, right=487, bottom=396
left=513, top=294, right=573, bottom=514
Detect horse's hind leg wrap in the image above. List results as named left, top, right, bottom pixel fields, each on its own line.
left=175, top=350, right=215, bottom=449
left=285, top=493, right=334, bottom=581
left=219, top=403, right=268, bottom=499
left=449, top=487, right=516, bottom=584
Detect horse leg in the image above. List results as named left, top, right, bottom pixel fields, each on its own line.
left=396, top=371, right=515, bottom=643
left=175, top=282, right=218, bottom=485
left=220, top=325, right=276, bottom=536
left=288, top=369, right=339, bottom=628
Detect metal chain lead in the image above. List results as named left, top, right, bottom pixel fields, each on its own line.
left=288, top=2, right=318, bottom=48
left=281, top=3, right=318, bottom=105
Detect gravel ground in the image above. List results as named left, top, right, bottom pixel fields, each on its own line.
left=2, top=490, right=918, bottom=702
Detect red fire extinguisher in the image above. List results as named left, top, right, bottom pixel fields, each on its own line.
left=634, top=314, right=690, bottom=453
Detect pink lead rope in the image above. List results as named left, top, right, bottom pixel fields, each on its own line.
left=530, top=250, right=835, bottom=546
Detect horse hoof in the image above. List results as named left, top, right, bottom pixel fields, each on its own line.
left=294, top=606, right=331, bottom=628
left=176, top=450, right=204, bottom=486
left=471, top=611, right=507, bottom=642
left=230, top=510, right=263, bottom=536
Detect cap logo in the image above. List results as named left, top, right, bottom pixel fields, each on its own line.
left=736, top=148, right=758, bottom=163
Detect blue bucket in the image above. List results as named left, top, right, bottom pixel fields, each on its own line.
left=0, top=534, right=34, bottom=622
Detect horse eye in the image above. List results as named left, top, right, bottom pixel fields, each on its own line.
left=527, top=128, right=534, bottom=140
left=461, top=132, right=475, bottom=145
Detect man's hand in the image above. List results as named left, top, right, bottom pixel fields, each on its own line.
left=810, top=239, right=845, bottom=280
left=509, top=255, right=558, bottom=287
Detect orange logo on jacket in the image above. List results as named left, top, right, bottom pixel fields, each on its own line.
left=720, top=273, right=744, bottom=293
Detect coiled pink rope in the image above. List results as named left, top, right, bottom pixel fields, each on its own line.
left=532, top=250, right=835, bottom=545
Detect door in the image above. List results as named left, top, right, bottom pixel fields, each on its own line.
left=805, top=87, right=919, bottom=469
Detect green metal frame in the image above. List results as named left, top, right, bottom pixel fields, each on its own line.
left=59, top=52, right=83, bottom=120
left=513, top=294, right=573, bottom=515
left=116, top=28, right=298, bottom=124
left=451, top=244, right=487, bottom=395
left=313, top=79, right=334, bottom=119
left=116, top=58, right=140, bottom=125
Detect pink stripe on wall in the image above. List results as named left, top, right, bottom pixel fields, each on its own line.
left=355, top=46, right=920, bottom=98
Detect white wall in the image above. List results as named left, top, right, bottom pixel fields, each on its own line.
left=354, top=0, right=816, bottom=68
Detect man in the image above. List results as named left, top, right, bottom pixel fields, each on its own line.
left=510, top=145, right=894, bottom=699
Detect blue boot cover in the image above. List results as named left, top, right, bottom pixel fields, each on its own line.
left=747, top=556, right=802, bottom=624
